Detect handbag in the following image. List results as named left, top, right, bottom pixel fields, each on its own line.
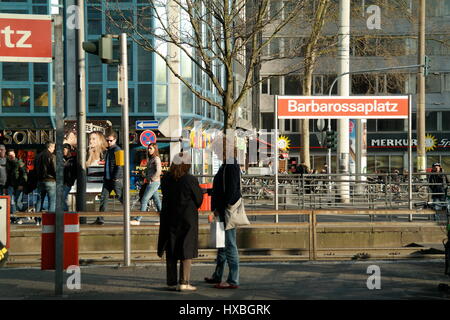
left=223, top=165, right=250, bottom=230
left=209, top=220, right=225, bottom=248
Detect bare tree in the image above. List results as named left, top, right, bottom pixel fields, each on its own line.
left=101, top=0, right=306, bottom=130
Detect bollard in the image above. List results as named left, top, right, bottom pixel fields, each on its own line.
left=41, top=212, right=79, bottom=270
left=0, top=196, right=10, bottom=249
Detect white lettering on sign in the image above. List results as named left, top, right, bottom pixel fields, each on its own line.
left=16, top=30, right=32, bottom=48
left=0, top=26, right=32, bottom=48
left=286, top=99, right=398, bottom=116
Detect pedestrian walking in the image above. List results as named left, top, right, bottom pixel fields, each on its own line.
left=63, top=144, right=77, bottom=211
left=428, top=162, right=449, bottom=211
left=94, top=131, right=123, bottom=225
left=204, top=139, right=241, bottom=289
left=35, top=143, right=56, bottom=218
left=5, top=149, right=27, bottom=223
left=157, top=152, right=203, bottom=291
left=132, top=143, right=162, bottom=225
left=0, top=144, right=7, bottom=196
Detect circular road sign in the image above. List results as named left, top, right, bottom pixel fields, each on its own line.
left=140, top=130, right=157, bottom=147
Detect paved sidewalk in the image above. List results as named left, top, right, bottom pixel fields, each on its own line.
left=1, top=259, right=449, bottom=300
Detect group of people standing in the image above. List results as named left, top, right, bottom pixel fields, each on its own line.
left=0, top=142, right=77, bottom=224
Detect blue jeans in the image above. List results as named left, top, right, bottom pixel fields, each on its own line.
left=63, top=185, right=72, bottom=211
left=211, top=226, right=240, bottom=286
left=137, top=181, right=161, bottom=220
left=36, top=181, right=56, bottom=213
left=7, top=186, right=23, bottom=214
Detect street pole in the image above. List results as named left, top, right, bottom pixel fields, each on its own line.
left=417, top=0, right=426, bottom=173
left=338, top=0, right=350, bottom=203
left=76, top=0, right=87, bottom=218
left=274, top=95, right=279, bottom=217
left=54, top=14, right=65, bottom=296
left=119, top=33, right=131, bottom=266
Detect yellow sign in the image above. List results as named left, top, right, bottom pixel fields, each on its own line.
left=277, top=136, right=291, bottom=151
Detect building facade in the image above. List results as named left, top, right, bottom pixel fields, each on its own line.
left=0, top=0, right=254, bottom=179
left=259, top=0, right=450, bottom=173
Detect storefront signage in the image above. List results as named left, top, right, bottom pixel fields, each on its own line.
left=0, top=14, right=52, bottom=63
left=277, top=96, right=409, bottom=119
left=1, top=129, right=54, bottom=145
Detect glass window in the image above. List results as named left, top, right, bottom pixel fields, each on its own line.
left=390, top=156, right=404, bottom=173
left=368, top=119, right=376, bottom=132
left=441, top=156, right=450, bottom=173
left=33, top=63, right=48, bottom=82
left=427, top=155, right=440, bottom=170
left=155, top=55, right=167, bottom=83
left=88, top=85, right=102, bottom=113
left=88, top=54, right=102, bottom=82
left=375, top=156, right=389, bottom=173
left=261, top=78, right=268, bottom=94
left=181, top=84, right=193, bottom=114
left=33, top=5, right=47, bottom=14
left=3, top=63, right=28, bottom=81
left=377, top=119, right=404, bottom=132
left=106, top=9, right=133, bottom=34
left=269, top=38, right=281, bottom=57
left=138, top=46, right=152, bottom=81
left=426, top=74, right=441, bottom=93
left=261, top=112, right=274, bottom=130
left=425, top=111, right=438, bottom=131
left=105, top=88, right=134, bottom=113
left=269, top=0, right=282, bottom=18
left=445, top=74, right=450, bottom=92
left=155, top=85, right=167, bottom=113
left=138, top=84, right=152, bottom=113
left=367, top=156, right=376, bottom=173
left=107, top=42, right=132, bottom=81
left=1, top=88, right=30, bottom=113
left=284, top=75, right=302, bottom=95
left=269, top=76, right=280, bottom=95
left=442, top=112, right=450, bottom=131
left=87, top=6, right=102, bottom=35
left=34, top=85, right=51, bottom=113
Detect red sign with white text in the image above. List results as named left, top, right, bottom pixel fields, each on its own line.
left=0, top=14, right=52, bottom=63
left=277, top=96, right=409, bottom=119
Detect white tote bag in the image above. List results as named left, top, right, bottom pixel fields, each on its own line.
left=223, top=166, right=250, bottom=230
left=209, top=221, right=225, bottom=248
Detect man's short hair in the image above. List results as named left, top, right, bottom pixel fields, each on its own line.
left=45, top=142, right=55, bottom=149
left=105, top=130, right=118, bottom=140
left=0, top=144, right=6, bottom=150
left=6, top=149, right=15, bottom=155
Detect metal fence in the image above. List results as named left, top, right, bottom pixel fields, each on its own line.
left=62, top=172, right=449, bottom=212
left=194, top=172, right=448, bottom=211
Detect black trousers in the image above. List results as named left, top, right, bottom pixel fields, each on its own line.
left=166, top=257, right=192, bottom=286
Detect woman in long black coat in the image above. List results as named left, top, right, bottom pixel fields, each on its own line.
left=157, top=152, right=204, bottom=291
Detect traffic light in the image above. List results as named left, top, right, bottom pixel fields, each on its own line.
left=424, top=55, right=431, bottom=76
left=325, top=130, right=337, bottom=150
left=82, top=34, right=117, bottom=64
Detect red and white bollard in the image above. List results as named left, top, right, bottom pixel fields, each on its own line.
left=41, top=212, right=79, bottom=270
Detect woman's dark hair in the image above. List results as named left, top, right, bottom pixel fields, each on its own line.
left=148, top=143, right=160, bottom=158
left=169, top=152, right=191, bottom=180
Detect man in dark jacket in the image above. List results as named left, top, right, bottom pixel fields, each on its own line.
left=0, top=144, right=7, bottom=195
left=35, top=142, right=56, bottom=215
left=63, top=144, right=77, bottom=211
left=428, top=162, right=449, bottom=211
left=5, top=149, right=27, bottom=222
left=94, top=131, right=124, bottom=225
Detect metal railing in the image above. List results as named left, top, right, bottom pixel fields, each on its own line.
left=58, top=172, right=450, bottom=212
